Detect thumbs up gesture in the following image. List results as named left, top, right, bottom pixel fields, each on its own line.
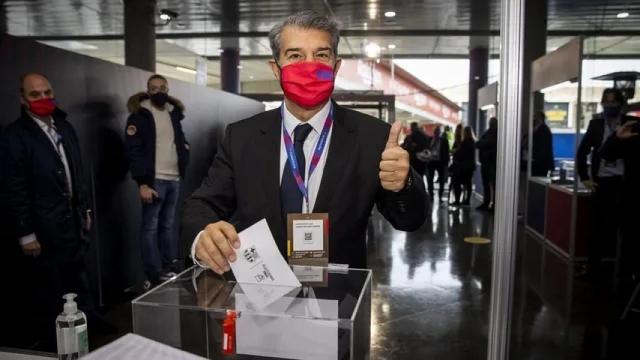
left=379, top=121, right=411, bottom=192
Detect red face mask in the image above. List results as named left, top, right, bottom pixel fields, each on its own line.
left=28, top=98, right=56, bottom=117
left=280, top=62, right=335, bottom=109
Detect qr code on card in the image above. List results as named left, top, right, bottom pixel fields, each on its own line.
left=304, top=232, right=313, bottom=241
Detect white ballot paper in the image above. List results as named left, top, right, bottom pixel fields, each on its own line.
left=82, top=333, right=205, bottom=360
left=230, top=219, right=301, bottom=288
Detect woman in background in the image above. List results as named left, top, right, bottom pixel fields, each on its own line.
left=450, top=126, right=476, bottom=205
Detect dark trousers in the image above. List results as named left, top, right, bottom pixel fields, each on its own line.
left=426, top=161, right=446, bottom=199
left=619, top=195, right=640, bottom=289
left=453, top=171, right=474, bottom=204
left=141, top=179, right=180, bottom=282
left=588, top=176, right=622, bottom=274
left=480, top=163, right=495, bottom=207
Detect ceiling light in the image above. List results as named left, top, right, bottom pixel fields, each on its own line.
left=159, top=9, right=178, bottom=23
left=617, top=12, right=629, bottom=18
left=237, top=65, right=243, bottom=70
left=364, top=22, right=368, bottom=31
left=368, top=4, right=378, bottom=19
left=176, top=66, right=196, bottom=74
left=365, top=42, right=381, bottom=58
left=384, top=11, right=396, bottom=18
left=249, top=75, right=255, bottom=80
left=387, top=44, right=396, bottom=49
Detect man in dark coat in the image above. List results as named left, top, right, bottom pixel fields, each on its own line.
left=476, top=117, right=498, bottom=211
left=402, top=122, right=430, bottom=177
left=530, top=111, right=555, bottom=177
left=124, top=74, right=190, bottom=287
left=425, top=126, right=450, bottom=202
left=2, top=73, right=92, bottom=350
left=600, top=106, right=640, bottom=294
left=577, top=88, right=630, bottom=277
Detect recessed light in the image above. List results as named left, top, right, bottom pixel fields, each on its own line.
left=159, top=9, right=178, bottom=22
left=249, top=75, right=255, bottom=80
left=176, top=66, right=196, bottom=74
left=237, top=65, right=243, bottom=70
left=384, top=11, right=396, bottom=18
left=388, top=44, right=396, bottom=49
left=364, top=22, right=368, bottom=30
left=617, top=12, right=629, bottom=18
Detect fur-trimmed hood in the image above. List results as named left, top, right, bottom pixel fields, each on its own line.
left=127, top=92, right=185, bottom=114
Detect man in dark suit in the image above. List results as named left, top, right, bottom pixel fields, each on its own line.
left=425, top=126, right=450, bottom=202
left=530, top=111, right=555, bottom=177
left=476, top=117, right=498, bottom=211
left=577, top=88, right=630, bottom=278
left=183, top=11, right=428, bottom=273
left=2, top=73, right=92, bottom=350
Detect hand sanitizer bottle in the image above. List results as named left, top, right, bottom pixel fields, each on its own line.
left=56, top=293, right=88, bottom=359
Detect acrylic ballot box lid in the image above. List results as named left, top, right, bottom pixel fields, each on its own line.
left=131, top=265, right=372, bottom=360
left=132, top=265, right=371, bottom=319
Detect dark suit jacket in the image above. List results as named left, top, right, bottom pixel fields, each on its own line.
left=577, top=115, right=634, bottom=181
left=600, top=116, right=640, bottom=203
left=3, top=108, right=91, bottom=259
left=531, top=123, right=555, bottom=177
left=182, top=102, right=429, bottom=268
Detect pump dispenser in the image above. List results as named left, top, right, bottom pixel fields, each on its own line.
left=56, top=293, right=88, bottom=359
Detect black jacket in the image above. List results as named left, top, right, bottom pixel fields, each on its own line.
left=477, top=127, right=498, bottom=167
left=402, top=130, right=430, bottom=174
left=124, top=92, right=189, bottom=188
left=577, top=115, right=634, bottom=181
left=182, top=102, right=429, bottom=269
left=600, top=117, right=640, bottom=202
left=2, top=108, right=91, bottom=254
left=451, top=138, right=476, bottom=175
left=428, top=134, right=450, bottom=165
left=531, top=123, right=555, bottom=177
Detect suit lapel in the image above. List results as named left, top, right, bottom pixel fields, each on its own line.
left=257, top=110, right=285, bottom=239
left=21, top=114, right=64, bottom=166
left=313, top=103, right=356, bottom=213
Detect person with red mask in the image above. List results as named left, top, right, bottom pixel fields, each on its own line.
left=1, top=73, right=92, bottom=350
left=183, top=11, right=428, bottom=273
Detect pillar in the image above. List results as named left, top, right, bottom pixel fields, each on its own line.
left=220, top=0, right=240, bottom=93
left=468, top=0, right=490, bottom=134
left=124, top=0, right=156, bottom=72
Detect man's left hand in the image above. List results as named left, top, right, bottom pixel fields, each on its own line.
left=379, top=121, right=410, bottom=192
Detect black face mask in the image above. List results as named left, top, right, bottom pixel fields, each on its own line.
left=149, top=92, right=169, bottom=107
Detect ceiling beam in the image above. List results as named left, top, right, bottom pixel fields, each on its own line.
left=17, top=29, right=640, bottom=41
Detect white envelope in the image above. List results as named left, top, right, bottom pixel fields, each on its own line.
left=230, top=219, right=301, bottom=288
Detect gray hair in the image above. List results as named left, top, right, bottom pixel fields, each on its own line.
left=268, top=10, right=340, bottom=61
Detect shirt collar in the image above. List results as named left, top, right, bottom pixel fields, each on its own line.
left=282, top=100, right=332, bottom=136
left=30, top=113, right=55, bottom=130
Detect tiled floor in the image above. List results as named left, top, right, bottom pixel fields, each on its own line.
left=368, top=196, right=640, bottom=360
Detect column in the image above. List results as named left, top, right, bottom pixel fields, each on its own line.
left=124, top=0, right=156, bottom=72
left=220, top=0, right=240, bottom=93
left=468, top=0, right=490, bottom=134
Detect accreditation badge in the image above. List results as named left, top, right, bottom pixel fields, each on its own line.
left=287, top=213, right=329, bottom=267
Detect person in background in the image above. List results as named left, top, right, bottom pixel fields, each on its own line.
left=476, top=117, right=498, bottom=211
left=450, top=126, right=476, bottom=206
left=125, top=74, right=190, bottom=289
left=2, top=73, right=93, bottom=350
left=425, top=126, right=450, bottom=202
left=530, top=111, right=555, bottom=177
left=576, top=88, right=628, bottom=279
left=448, top=124, right=463, bottom=203
left=402, top=122, right=430, bottom=180
left=444, top=125, right=454, bottom=149
left=599, top=95, right=640, bottom=295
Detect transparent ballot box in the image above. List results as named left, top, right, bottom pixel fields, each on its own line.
left=132, top=266, right=372, bottom=360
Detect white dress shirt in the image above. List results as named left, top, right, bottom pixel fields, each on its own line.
left=20, top=115, right=74, bottom=246
left=190, top=100, right=334, bottom=268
